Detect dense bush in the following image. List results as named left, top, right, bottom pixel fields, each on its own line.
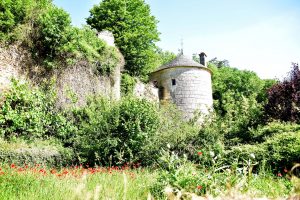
left=72, top=96, right=160, bottom=165
left=0, top=0, right=50, bottom=42
left=248, top=121, right=300, bottom=143
left=209, top=63, right=276, bottom=145
left=225, top=121, right=300, bottom=170
left=0, top=0, right=29, bottom=38
left=0, top=138, right=74, bottom=166
left=0, top=80, right=76, bottom=141
left=0, top=0, right=120, bottom=73
left=61, top=26, right=120, bottom=74
left=34, top=5, right=120, bottom=72
left=121, top=73, right=137, bottom=95
left=35, top=5, right=71, bottom=59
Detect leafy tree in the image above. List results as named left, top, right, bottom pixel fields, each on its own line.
left=0, top=0, right=51, bottom=41
left=209, top=57, right=230, bottom=68
left=265, top=63, right=300, bottom=122
left=209, top=63, right=276, bottom=144
left=87, top=0, right=160, bottom=77
left=36, top=6, right=72, bottom=59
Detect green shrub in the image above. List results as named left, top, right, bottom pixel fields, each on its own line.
left=0, top=0, right=29, bottom=35
left=249, top=121, right=300, bottom=143
left=35, top=5, right=71, bottom=59
left=225, top=144, right=266, bottom=167
left=209, top=64, right=276, bottom=146
left=60, top=26, right=120, bottom=74
left=71, top=97, right=117, bottom=164
left=72, top=96, right=159, bottom=165
left=0, top=138, right=74, bottom=166
left=121, top=73, right=137, bottom=95
left=0, top=80, right=76, bottom=141
left=264, top=131, right=300, bottom=167
left=0, top=0, right=50, bottom=42
left=225, top=125, right=300, bottom=170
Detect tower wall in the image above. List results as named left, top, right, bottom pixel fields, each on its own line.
left=151, top=67, right=213, bottom=119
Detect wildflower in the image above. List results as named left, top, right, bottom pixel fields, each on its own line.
left=11, top=163, right=16, bottom=168
left=284, top=168, right=288, bottom=173
left=197, top=151, right=203, bottom=156
left=197, top=185, right=203, bottom=190
left=277, top=173, right=282, bottom=177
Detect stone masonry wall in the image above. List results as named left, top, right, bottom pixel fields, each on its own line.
left=0, top=45, right=123, bottom=108
left=133, top=80, right=159, bottom=102
left=151, top=67, right=213, bottom=119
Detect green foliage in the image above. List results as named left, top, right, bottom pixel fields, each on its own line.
left=72, top=96, right=160, bottom=165
left=225, top=122, right=300, bottom=169
left=263, top=131, right=300, bottom=167
left=249, top=121, right=300, bottom=143
left=87, top=0, right=160, bottom=77
left=209, top=63, right=276, bottom=145
left=0, top=138, right=73, bottom=167
left=60, top=26, right=120, bottom=74
left=34, top=5, right=120, bottom=72
left=0, top=0, right=50, bottom=42
left=0, top=80, right=76, bottom=141
left=0, top=1, right=120, bottom=74
left=121, top=73, right=137, bottom=95
left=35, top=5, right=71, bottom=59
left=151, top=148, right=292, bottom=199
left=0, top=0, right=29, bottom=38
left=151, top=104, right=199, bottom=155
left=154, top=48, right=176, bottom=66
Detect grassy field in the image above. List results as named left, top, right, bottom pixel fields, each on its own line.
left=0, top=163, right=156, bottom=200
left=0, top=163, right=298, bottom=200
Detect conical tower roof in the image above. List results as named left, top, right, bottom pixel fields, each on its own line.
left=152, top=54, right=205, bottom=73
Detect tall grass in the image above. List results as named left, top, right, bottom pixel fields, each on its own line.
left=0, top=163, right=298, bottom=199
left=0, top=164, right=156, bottom=200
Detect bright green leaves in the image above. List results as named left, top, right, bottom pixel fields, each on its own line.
left=87, top=0, right=160, bottom=78
left=37, top=6, right=72, bottom=59
left=0, top=80, right=75, bottom=142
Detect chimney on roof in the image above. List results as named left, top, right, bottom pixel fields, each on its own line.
left=199, top=52, right=207, bottom=66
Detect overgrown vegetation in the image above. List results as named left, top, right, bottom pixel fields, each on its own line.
left=0, top=0, right=120, bottom=73
left=0, top=0, right=299, bottom=199
left=87, top=0, right=160, bottom=78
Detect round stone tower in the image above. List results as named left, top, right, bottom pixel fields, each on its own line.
left=150, top=53, right=213, bottom=120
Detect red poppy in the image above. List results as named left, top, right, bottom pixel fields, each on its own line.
left=197, top=152, right=203, bottom=156
left=277, top=173, right=282, bottom=177
left=197, top=185, right=203, bottom=190
left=11, top=163, right=16, bottom=168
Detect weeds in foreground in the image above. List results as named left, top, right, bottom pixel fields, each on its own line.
left=0, top=163, right=156, bottom=200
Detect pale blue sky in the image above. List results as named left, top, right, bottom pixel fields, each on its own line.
left=53, top=0, right=300, bottom=79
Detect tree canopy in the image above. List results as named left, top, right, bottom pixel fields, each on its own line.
left=87, top=0, right=160, bottom=78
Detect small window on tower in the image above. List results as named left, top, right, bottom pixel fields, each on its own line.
left=172, top=79, right=176, bottom=86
